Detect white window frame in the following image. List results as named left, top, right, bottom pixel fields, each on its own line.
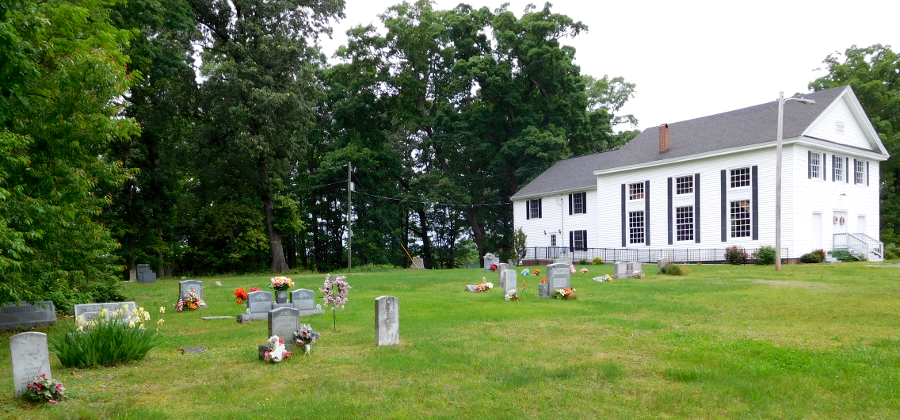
left=833, top=157, right=844, bottom=182
left=675, top=205, right=694, bottom=242
left=573, top=230, right=585, bottom=250
left=529, top=199, right=541, bottom=219
left=730, top=168, right=751, bottom=189
left=573, top=193, right=585, bottom=214
left=730, top=200, right=751, bottom=238
left=628, top=211, right=645, bottom=244
left=675, top=176, right=694, bottom=195
left=855, top=160, right=864, bottom=184
left=810, top=152, right=821, bottom=179
left=628, top=183, right=644, bottom=201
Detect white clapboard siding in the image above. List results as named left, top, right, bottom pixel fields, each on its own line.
left=804, top=95, right=873, bottom=150
left=512, top=190, right=597, bottom=249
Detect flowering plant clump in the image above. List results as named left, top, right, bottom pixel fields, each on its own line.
left=53, top=305, right=158, bottom=368
left=234, top=288, right=248, bottom=303
left=475, top=282, right=493, bottom=292
left=176, top=290, right=200, bottom=312
left=724, top=246, right=749, bottom=265
left=22, top=374, right=65, bottom=404
left=521, top=269, right=529, bottom=276
left=250, top=287, right=260, bottom=292
left=505, top=289, right=518, bottom=301
left=294, top=324, right=321, bottom=356
left=270, top=276, right=294, bottom=291
left=320, top=274, right=351, bottom=330
left=579, top=268, right=589, bottom=274
left=533, top=269, right=541, bottom=275
left=264, top=335, right=291, bottom=363
left=553, top=287, right=577, bottom=300
left=540, top=278, right=548, bottom=283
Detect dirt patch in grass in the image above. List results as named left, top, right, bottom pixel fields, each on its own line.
left=738, top=279, right=831, bottom=289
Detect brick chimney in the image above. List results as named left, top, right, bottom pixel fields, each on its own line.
left=659, top=123, right=669, bottom=153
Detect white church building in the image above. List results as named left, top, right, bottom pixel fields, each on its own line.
left=511, top=86, right=889, bottom=263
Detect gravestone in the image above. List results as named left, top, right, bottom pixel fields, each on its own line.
left=291, top=289, right=324, bottom=317
left=614, top=262, right=628, bottom=279
left=508, top=259, right=517, bottom=267
left=627, top=262, right=642, bottom=277
left=10, top=332, right=51, bottom=398
left=246, top=291, right=273, bottom=314
left=504, top=269, right=518, bottom=296
left=483, top=253, right=499, bottom=271
left=497, top=263, right=508, bottom=288
left=268, top=307, right=300, bottom=348
left=409, top=256, right=425, bottom=270
left=136, top=264, right=156, bottom=283
left=375, top=296, right=399, bottom=346
left=179, top=280, right=206, bottom=308
left=181, top=346, right=207, bottom=355
left=554, top=258, right=572, bottom=265
left=73, top=301, right=136, bottom=322
left=0, top=301, right=56, bottom=331
left=657, top=258, right=670, bottom=274
left=538, top=282, right=551, bottom=298
left=465, top=285, right=479, bottom=292
left=465, top=263, right=476, bottom=268
left=546, top=263, right=571, bottom=291
left=129, top=269, right=137, bottom=281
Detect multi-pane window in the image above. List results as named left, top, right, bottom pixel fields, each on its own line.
left=855, top=160, right=864, bottom=184
left=528, top=199, right=541, bottom=219
left=730, top=200, right=751, bottom=238
left=730, top=168, right=751, bottom=188
left=629, top=183, right=644, bottom=200
left=628, top=211, right=645, bottom=244
left=573, top=230, right=586, bottom=250
left=676, top=176, right=693, bottom=195
left=550, top=234, right=556, bottom=247
left=676, top=206, right=694, bottom=241
left=833, top=156, right=844, bottom=182
left=572, top=193, right=585, bottom=214
left=810, top=152, right=821, bottom=179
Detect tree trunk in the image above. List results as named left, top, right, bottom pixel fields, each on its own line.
left=263, top=195, right=289, bottom=273
left=466, top=212, right=486, bottom=266
left=415, top=209, right=433, bottom=269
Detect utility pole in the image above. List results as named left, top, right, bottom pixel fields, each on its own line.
left=347, top=161, right=352, bottom=274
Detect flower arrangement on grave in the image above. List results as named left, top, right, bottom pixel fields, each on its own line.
left=533, top=269, right=541, bottom=275
left=263, top=335, right=291, bottom=363
left=234, top=288, right=248, bottom=304
left=53, top=305, right=158, bottom=368
left=321, top=274, right=351, bottom=331
left=250, top=287, right=260, bottom=292
left=22, top=374, right=65, bottom=404
left=540, top=278, right=548, bottom=283
left=270, top=276, right=294, bottom=291
left=504, top=289, right=518, bottom=301
left=579, top=268, right=589, bottom=274
left=176, top=290, right=200, bottom=312
left=294, top=324, right=321, bottom=356
left=490, top=262, right=498, bottom=271
left=553, top=287, right=577, bottom=300
left=521, top=269, right=529, bottom=276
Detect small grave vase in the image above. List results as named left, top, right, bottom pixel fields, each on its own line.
left=275, top=290, right=288, bottom=304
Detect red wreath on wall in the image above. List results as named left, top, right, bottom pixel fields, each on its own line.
left=833, top=216, right=838, bottom=224
left=840, top=217, right=845, bottom=225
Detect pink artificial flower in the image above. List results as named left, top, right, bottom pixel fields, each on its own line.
left=40, top=374, right=46, bottom=378
left=284, top=351, right=292, bottom=358
left=264, top=351, right=270, bottom=361
left=278, top=338, right=284, bottom=345
left=49, top=400, right=58, bottom=404
left=56, top=383, right=63, bottom=391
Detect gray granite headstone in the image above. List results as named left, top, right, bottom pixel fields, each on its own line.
left=375, top=296, right=399, bottom=346
left=504, top=270, right=518, bottom=296
left=0, top=301, right=56, bottom=331
left=246, top=291, right=273, bottom=314
left=546, top=263, right=571, bottom=291
left=497, top=263, right=508, bottom=288
left=627, top=262, right=642, bottom=276
left=465, top=285, right=479, bottom=292
left=180, top=346, right=207, bottom=354
left=74, top=301, right=135, bottom=321
left=179, top=280, right=205, bottom=307
left=508, top=259, right=517, bottom=267
left=614, top=262, right=628, bottom=279
left=136, top=264, right=156, bottom=283
left=268, top=307, right=300, bottom=348
left=657, top=258, right=670, bottom=274
left=409, top=256, right=424, bottom=270
left=291, top=289, right=315, bottom=310
left=10, top=332, right=51, bottom=398
left=538, top=283, right=551, bottom=298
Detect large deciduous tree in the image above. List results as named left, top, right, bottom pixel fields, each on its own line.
left=189, top=0, right=344, bottom=272
left=0, top=0, right=137, bottom=308
left=809, top=44, right=900, bottom=246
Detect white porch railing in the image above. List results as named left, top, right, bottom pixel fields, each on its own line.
left=833, top=233, right=884, bottom=261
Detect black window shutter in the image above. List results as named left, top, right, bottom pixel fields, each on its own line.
left=845, top=157, right=849, bottom=183
left=867, top=161, right=870, bottom=186
left=823, top=154, right=827, bottom=181
left=667, top=177, right=673, bottom=245
left=644, top=180, right=651, bottom=246
left=808, top=151, right=812, bottom=179
left=694, top=173, right=701, bottom=243
left=568, top=194, right=572, bottom=215
left=582, top=230, right=588, bottom=250
left=752, top=166, right=759, bottom=240
left=526, top=200, right=530, bottom=220
left=621, top=184, right=626, bottom=247
left=853, top=159, right=858, bottom=184
left=720, top=170, right=727, bottom=242
left=538, top=198, right=542, bottom=218
left=569, top=231, right=574, bottom=252
left=832, top=155, right=836, bottom=182
left=582, top=192, right=587, bottom=214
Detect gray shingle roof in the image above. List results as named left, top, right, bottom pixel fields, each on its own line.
left=512, top=86, right=852, bottom=199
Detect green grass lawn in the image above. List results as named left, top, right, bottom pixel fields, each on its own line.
left=2, top=262, right=899, bottom=419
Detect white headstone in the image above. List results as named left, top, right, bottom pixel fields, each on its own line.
left=504, top=269, right=518, bottom=296
left=268, top=307, right=300, bottom=348
left=375, top=296, right=399, bottom=346
left=627, top=262, right=642, bottom=277
left=10, top=332, right=51, bottom=398
left=657, top=258, right=670, bottom=273
left=546, top=263, right=571, bottom=291
left=247, top=291, right=274, bottom=313
left=497, top=263, right=508, bottom=288
left=614, top=262, right=628, bottom=278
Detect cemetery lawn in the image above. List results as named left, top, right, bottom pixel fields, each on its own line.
left=2, top=263, right=900, bottom=419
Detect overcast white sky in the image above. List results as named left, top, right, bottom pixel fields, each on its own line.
left=318, top=0, right=899, bottom=133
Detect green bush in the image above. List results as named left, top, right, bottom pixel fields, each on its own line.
left=724, top=246, right=748, bottom=265
left=592, top=257, right=603, bottom=265
left=800, top=252, right=824, bottom=263
left=661, top=263, right=689, bottom=276
left=829, top=250, right=861, bottom=262
left=51, top=307, right=158, bottom=368
left=885, top=243, right=898, bottom=261
left=754, top=245, right=777, bottom=265
left=813, top=249, right=827, bottom=260
left=578, top=259, right=588, bottom=265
